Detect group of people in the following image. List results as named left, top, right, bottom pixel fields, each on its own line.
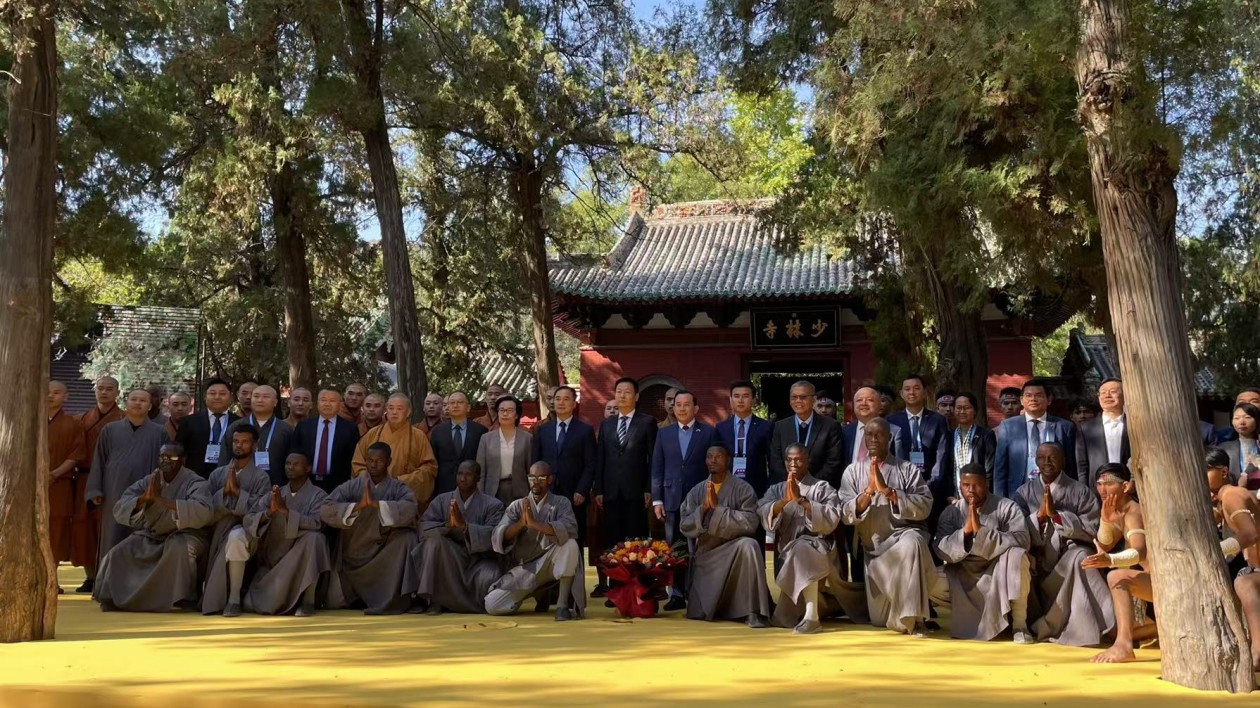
left=44, top=371, right=1260, bottom=666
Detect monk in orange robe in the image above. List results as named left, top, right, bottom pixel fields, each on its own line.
left=48, top=381, right=87, bottom=579
left=74, top=375, right=123, bottom=592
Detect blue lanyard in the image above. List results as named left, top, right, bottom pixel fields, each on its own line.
left=250, top=415, right=277, bottom=451
left=795, top=417, right=812, bottom=447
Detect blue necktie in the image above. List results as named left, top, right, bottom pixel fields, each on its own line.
left=454, top=424, right=464, bottom=451
left=909, top=415, right=921, bottom=451
left=557, top=421, right=567, bottom=449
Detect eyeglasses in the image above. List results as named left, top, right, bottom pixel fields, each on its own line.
left=160, top=455, right=182, bottom=462
left=526, top=475, right=550, bottom=481
left=789, top=395, right=813, bottom=402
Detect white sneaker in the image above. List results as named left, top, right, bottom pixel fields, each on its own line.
left=1013, top=630, right=1036, bottom=645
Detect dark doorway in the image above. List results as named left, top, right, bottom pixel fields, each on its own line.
left=747, top=359, right=844, bottom=422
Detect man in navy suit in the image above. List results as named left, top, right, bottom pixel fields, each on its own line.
left=651, top=390, right=714, bottom=611
left=533, top=385, right=597, bottom=565
left=887, top=374, right=949, bottom=488
left=595, top=377, right=657, bottom=548
left=994, top=379, right=1076, bottom=498
left=429, top=392, right=488, bottom=497
left=714, top=380, right=772, bottom=496
left=291, top=389, right=362, bottom=493
left=768, top=381, right=844, bottom=487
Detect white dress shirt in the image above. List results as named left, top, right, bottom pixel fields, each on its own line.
left=1103, top=412, right=1125, bottom=463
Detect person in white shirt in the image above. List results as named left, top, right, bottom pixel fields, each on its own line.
left=1075, top=378, right=1129, bottom=487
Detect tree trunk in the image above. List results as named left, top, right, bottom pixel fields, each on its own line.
left=509, top=159, right=561, bottom=416
left=1075, top=0, right=1253, bottom=692
left=339, top=0, right=429, bottom=412
left=269, top=161, right=319, bottom=391
left=0, top=0, right=59, bottom=642
left=931, top=279, right=989, bottom=397
left=260, top=9, right=318, bottom=392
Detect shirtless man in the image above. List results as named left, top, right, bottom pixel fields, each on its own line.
left=1082, top=463, right=1151, bottom=663
left=1208, top=447, right=1260, bottom=671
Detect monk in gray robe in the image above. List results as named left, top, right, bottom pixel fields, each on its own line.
left=201, top=425, right=273, bottom=616
left=1014, top=442, right=1114, bottom=646
left=933, top=465, right=1034, bottom=643
left=680, top=445, right=771, bottom=627
left=87, top=388, right=170, bottom=565
left=760, top=443, right=867, bottom=633
left=242, top=452, right=331, bottom=616
left=410, top=460, right=505, bottom=615
left=321, top=442, right=419, bottom=615
left=486, top=461, right=586, bottom=620
left=93, top=443, right=213, bottom=611
left=838, top=418, right=937, bottom=636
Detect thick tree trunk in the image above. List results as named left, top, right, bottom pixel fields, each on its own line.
left=269, top=161, right=319, bottom=391
left=931, top=279, right=989, bottom=397
left=509, top=160, right=561, bottom=416
left=1075, top=0, right=1253, bottom=692
left=0, top=0, right=59, bottom=642
left=339, top=0, right=429, bottom=412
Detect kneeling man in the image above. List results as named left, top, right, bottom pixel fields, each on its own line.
left=680, top=445, right=770, bottom=627
left=838, top=418, right=936, bottom=636
left=933, top=464, right=1034, bottom=643
left=94, top=443, right=213, bottom=611
left=411, top=460, right=505, bottom=615
left=486, top=462, right=586, bottom=620
left=202, top=425, right=273, bottom=616
left=242, top=452, right=332, bottom=616
left=321, top=442, right=419, bottom=615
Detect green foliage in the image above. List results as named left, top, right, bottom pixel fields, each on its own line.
left=1182, top=210, right=1260, bottom=392
left=1032, top=314, right=1098, bottom=377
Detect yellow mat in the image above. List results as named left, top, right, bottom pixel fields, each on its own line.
left=0, top=566, right=1252, bottom=707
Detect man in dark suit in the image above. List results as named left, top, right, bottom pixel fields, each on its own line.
left=841, top=386, right=904, bottom=469
left=714, top=380, right=772, bottom=497
left=1075, top=378, right=1130, bottom=487
left=651, top=389, right=714, bottom=611
left=887, top=374, right=949, bottom=488
left=429, top=391, right=488, bottom=496
left=177, top=378, right=239, bottom=477
left=994, top=378, right=1076, bottom=498
left=291, top=389, right=361, bottom=492
left=769, top=380, right=844, bottom=487
left=595, top=377, right=657, bottom=549
left=533, top=385, right=597, bottom=561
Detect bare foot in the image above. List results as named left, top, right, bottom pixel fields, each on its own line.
left=1091, top=644, right=1136, bottom=663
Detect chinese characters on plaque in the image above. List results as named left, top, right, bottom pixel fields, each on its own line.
left=750, top=308, right=840, bottom=349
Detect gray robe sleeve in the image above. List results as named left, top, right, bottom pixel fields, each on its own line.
left=173, top=477, right=214, bottom=530
left=757, top=485, right=784, bottom=532
left=87, top=429, right=109, bottom=500
left=419, top=494, right=449, bottom=537
left=838, top=465, right=868, bottom=525
left=492, top=501, right=521, bottom=554
left=378, top=484, right=418, bottom=528
left=889, top=465, right=933, bottom=522
left=938, top=501, right=1029, bottom=563
left=1054, top=486, right=1100, bottom=543
left=467, top=498, right=504, bottom=554
left=691, top=482, right=760, bottom=541
left=320, top=483, right=359, bottom=529
left=113, top=476, right=150, bottom=528
left=934, top=503, right=969, bottom=563
left=547, top=499, right=578, bottom=546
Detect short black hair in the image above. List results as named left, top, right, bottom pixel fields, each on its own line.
left=673, top=389, right=696, bottom=406
left=162, top=441, right=186, bottom=456
left=554, top=385, right=578, bottom=400
left=1021, top=378, right=1051, bottom=396
left=999, top=386, right=1021, bottom=398
left=936, top=388, right=957, bottom=400
left=1101, top=377, right=1122, bottom=386
left=729, top=380, right=757, bottom=396
left=783, top=442, right=809, bottom=459
left=902, top=374, right=927, bottom=389
left=1241, top=387, right=1260, bottom=396
left=1072, top=398, right=1101, bottom=414
left=1235, top=402, right=1260, bottom=422
left=959, top=463, right=987, bottom=483
left=233, top=423, right=259, bottom=441
left=1205, top=446, right=1231, bottom=469
left=495, top=395, right=522, bottom=422
left=203, top=377, right=231, bottom=393
left=1094, top=462, right=1131, bottom=482
left=954, top=391, right=982, bottom=410
left=367, top=441, right=392, bottom=458
left=613, top=377, right=639, bottom=393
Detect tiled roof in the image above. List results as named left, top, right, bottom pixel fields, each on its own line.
left=550, top=200, right=854, bottom=303
left=480, top=348, right=538, bottom=399
left=1069, top=331, right=1226, bottom=397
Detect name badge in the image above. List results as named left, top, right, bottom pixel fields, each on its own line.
left=732, top=457, right=748, bottom=478
left=254, top=451, right=270, bottom=471
left=204, top=447, right=220, bottom=465
left=909, top=451, right=925, bottom=467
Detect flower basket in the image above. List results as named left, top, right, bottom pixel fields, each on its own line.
left=598, top=538, right=688, bottom=618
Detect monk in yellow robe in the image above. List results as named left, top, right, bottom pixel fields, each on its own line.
left=353, top=393, right=438, bottom=505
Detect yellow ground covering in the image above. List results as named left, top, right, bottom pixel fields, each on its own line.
left=0, top=566, right=1253, bottom=707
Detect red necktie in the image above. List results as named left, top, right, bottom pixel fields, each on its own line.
left=316, top=419, right=332, bottom=479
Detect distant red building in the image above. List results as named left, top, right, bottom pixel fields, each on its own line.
left=551, top=199, right=1070, bottom=428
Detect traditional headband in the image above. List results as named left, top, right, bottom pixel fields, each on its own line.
left=1097, top=472, right=1127, bottom=484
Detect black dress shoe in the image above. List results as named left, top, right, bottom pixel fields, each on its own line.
left=591, top=584, right=609, bottom=598
left=663, top=597, right=686, bottom=612
left=76, top=579, right=94, bottom=594
left=604, top=599, right=615, bottom=608
left=534, top=602, right=551, bottom=613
